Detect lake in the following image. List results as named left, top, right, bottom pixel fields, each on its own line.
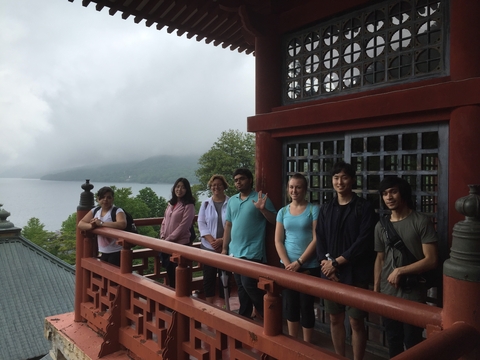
left=0, top=178, right=178, bottom=231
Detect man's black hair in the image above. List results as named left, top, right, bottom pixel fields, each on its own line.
left=233, top=168, right=254, bottom=188
left=330, top=160, right=356, bottom=179
left=378, top=176, right=414, bottom=209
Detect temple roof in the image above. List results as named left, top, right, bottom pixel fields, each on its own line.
left=0, top=236, right=74, bottom=360
left=66, top=0, right=314, bottom=54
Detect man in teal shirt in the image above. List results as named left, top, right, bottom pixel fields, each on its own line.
left=222, top=168, right=276, bottom=319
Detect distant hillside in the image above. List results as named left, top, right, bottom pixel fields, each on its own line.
left=40, top=155, right=199, bottom=184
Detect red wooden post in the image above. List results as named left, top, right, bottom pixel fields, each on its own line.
left=450, top=0, right=480, bottom=81
left=253, top=34, right=284, bottom=267
left=75, top=180, right=95, bottom=322
left=120, top=240, right=133, bottom=274
left=82, top=233, right=92, bottom=304
left=259, top=278, right=283, bottom=336
left=173, top=254, right=190, bottom=360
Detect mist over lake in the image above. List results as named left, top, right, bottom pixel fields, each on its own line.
left=0, top=179, right=177, bottom=231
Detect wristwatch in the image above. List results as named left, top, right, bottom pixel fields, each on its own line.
left=99, top=220, right=104, bottom=226
left=331, top=258, right=339, bottom=268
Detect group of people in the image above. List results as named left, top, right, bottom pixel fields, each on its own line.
left=275, top=162, right=438, bottom=360
left=78, top=161, right=439, bottom=360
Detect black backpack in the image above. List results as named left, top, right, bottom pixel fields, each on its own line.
left=93, top=206, right=138, bottom=233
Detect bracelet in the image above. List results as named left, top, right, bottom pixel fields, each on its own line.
left=297, top=258, right=304, bottom=266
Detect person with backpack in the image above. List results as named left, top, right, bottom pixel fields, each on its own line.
left=316, top=161, right=376, bottom=360
left=78, top=186, right=127, bottom=266
left=197, top=174, right=229, bottom=305
left=159, top=177, right=196, bottom=289
left=275, top=173, right=320, bottom=343
left=374, top=176, right=438, bottom=358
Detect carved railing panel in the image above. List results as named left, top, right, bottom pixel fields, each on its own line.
left=75, top=224, right=478, bottom=360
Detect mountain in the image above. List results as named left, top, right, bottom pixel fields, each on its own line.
left=0, top=165, right=46, bottom=179
left=40, top=155, right=199, bottom=184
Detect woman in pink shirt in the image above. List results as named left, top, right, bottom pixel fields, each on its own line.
left=160, top=177, right=196, bottom=288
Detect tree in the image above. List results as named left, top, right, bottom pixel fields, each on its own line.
left=136, top=187, right=168, bottom=218
left=195, top=129, right=255, bottom=197
left=110, top=185, right=177, bottom=237
left=135, top=187, right=168, bottom=237
left=22, top=217, right=58, bottom=256
left=56, top=213, right=77, bottom=265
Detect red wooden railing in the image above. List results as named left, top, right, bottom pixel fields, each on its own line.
left=73, top=216, right=479, bottom=360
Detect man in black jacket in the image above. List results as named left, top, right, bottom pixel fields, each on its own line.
left=316, top=161, right=376, bottom=360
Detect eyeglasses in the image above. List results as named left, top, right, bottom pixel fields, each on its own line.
left=234, top=176, right=247, bottom=183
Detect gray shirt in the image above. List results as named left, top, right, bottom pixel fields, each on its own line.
left=374, top=211, right=438, bottom=301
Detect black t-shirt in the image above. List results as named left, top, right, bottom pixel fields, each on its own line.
left=331, top=202, right=348, bottom=257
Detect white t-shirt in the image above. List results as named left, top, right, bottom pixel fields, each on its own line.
left=92, top=206, right=124, bottom=253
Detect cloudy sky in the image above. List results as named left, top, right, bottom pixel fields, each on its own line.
left=0, top=0, right=255, bottom=176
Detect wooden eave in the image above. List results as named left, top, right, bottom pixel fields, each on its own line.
left=67, top=0, right=320, bottom=55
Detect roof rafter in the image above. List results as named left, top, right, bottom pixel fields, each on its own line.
left=66, top=0, right=309, bottom=55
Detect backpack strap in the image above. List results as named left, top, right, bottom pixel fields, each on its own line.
left=281, top=203, right=313, bottom=219
left=111, top=206, right=118, bottom=222
left=93, top=206, right=100, bottom=216
left=379, top=215, right=417, bottom=263
left=93, top=206, right=117, bottom=222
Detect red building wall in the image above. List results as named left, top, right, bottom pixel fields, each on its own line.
left=250, top=0, right=480, bottom=265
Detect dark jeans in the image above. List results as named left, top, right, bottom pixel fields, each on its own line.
left=383, top=317, right=424, bottom=358
left=100, top=251, right=120, bottom=266
left=201, top=245, right=228, bottom=298
left=160, top=252, right=177, bottom=289
left=233, top=259, right=265, bottom=318
left=203, top=263, right=229, bottom=298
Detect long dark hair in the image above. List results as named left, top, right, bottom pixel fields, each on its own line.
left=169, top=178, right=196, bottom=205
left=378, top=176, right=414, bottom=209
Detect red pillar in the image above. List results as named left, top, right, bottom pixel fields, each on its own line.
left=449, top=0, right=480, bottom=80
left=448, top=0, right=480, bottom=237
left=448, top=106, right=480, bottom=233
left=254, top=34, right=282, bottom=115
left=254, top=35, right=283, bottom=266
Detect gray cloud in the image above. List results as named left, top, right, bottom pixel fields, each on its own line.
left=0, top=0, right=255, bottom=175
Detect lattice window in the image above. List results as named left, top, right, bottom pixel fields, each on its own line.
left=283, top=0, right=447, bottom=103
left=283, top=125, right=446, bottom=219
left=285, top=137, right=345, bottom=204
